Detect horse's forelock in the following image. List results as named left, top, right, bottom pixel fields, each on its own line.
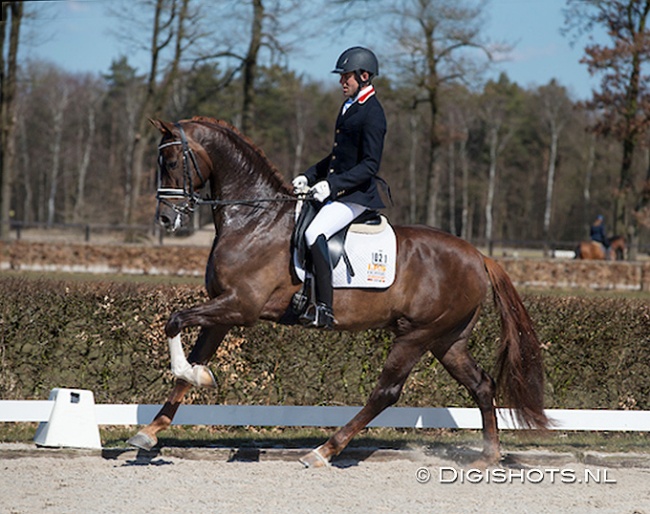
left=184, top=116, right=291, bottom=194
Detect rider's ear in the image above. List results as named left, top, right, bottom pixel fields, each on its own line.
left=150, top=118, right=175, bottom=137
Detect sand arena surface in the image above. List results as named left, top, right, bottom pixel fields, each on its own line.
left=1, top=444, right=649, bottom=513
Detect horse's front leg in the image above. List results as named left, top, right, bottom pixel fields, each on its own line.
left=127, top=378, right=193, bottom=451
left=163, top=293, right=261, bottom=386
left=128, top=324, right=230, bottom=451
left=167, top=333, right=218, bottom=388
left=164, top=291, right=259, bottom=338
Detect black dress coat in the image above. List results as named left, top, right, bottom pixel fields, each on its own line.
left=304, top=91, right=387, bottom=210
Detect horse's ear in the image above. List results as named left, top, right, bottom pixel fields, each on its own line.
left=149, top=118, right=174, bottom=136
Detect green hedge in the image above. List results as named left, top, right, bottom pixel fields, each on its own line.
left=1, top=277, right=648, bottom=411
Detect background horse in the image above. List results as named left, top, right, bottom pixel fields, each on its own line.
left=575, top=235, right=625, bottom=260
left=128, top=117, right=549, bottom=467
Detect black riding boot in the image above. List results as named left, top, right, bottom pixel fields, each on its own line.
left=300, top=234, right=336, bottom=329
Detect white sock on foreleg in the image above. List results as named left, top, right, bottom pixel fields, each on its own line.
left=168, top=334, right=192, bottom=379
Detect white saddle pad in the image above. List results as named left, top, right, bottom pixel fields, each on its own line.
left=294, top=216, right=397, bottom=289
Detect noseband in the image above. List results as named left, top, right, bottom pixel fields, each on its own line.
left=156, top=123, right=207, bottom=217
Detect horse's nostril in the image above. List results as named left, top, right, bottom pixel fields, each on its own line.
left=159, top=215, right=172, bottom=228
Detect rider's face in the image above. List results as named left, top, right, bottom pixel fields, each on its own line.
left=339, top=71, right=370, bottom=98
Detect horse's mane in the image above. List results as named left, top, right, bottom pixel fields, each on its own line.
left=185, top=116, right=292, bottom=195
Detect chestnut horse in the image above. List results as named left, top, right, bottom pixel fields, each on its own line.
left=575, top=236, right=626, bottom=260
left=128, top=117, right=548, bottom=467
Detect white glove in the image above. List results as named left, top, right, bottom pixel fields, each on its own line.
left=292, top=175, right=309, bottom=195
left=310, top=180, right=331, bottom=203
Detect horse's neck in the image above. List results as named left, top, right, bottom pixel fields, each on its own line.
left=207, top=129, right=292, bottom=232
left=210, top=131, right=286, bottom=201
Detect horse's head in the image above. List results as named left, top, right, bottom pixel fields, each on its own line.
left=610, top=235, right=626, bottom=260
left=151, top=119, right=212, bottom=232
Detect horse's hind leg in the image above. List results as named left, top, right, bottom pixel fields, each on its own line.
left=433, top=339, right=499, bottom=466
left=300, top=334, right=428, bottom=468
left=128, top=325, right=230, bottom=450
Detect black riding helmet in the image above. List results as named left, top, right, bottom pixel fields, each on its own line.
left=331, top=46, right=379, bottom=77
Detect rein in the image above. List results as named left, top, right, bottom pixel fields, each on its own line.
left=196, top=197, right=302, bottom=207
left=156, top=123, right=300, bottom=215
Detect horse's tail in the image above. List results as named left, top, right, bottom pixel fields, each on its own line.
left=574, top=243, right=581, bottom=259
left=483, top=256, right=549, bottom=430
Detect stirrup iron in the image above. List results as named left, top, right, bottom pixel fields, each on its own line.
left=299, top=302, right=336, bottom=329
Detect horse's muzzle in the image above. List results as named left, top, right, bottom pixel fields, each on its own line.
left=156, top=202, right=190, bottom=233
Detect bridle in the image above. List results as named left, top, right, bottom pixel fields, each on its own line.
left=156, top=123, right=207, bottom=217
left=156, top=123, right=301, bottom=221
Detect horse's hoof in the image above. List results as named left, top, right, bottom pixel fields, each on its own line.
left=299, top=446, right=330, bottom=468
left=173, top=364, right=217, bottom=388
left=193, top=365, right=217, bottom=388
left=127, top=432, right=157, bottom=451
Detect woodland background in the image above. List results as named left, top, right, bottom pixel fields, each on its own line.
left=2, top=0, right=650, bottom=257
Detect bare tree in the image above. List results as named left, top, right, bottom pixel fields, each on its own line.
left=537, top=80, right=571, bottom=255
left=0, top=1, right=24, bottom=240
left=112, top=0, right=193, bottom=229
left=481, top=75, right=517, bottom=253
left=241, top=0, right=263, bottom=134
left=564, top=0, right=650, bottom=259
left=388, top=0, right=494, bottom=226
left=583, top=133, right=596, bottom=206
left=46, top=81, right=69, bottom=227
left=73, top=87, right=101, bottom=223
left=407, top=110, right=420, bottom=224
left=444, top=87, right=477, bottom=240
left=192, top=0, right=309, bottom=135
left=111, top=0, right=310, bottom=228
left=17, top=111, right=32, bottom=222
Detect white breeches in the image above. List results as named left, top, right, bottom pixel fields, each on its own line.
left=304, top=201, right=367, bottom=247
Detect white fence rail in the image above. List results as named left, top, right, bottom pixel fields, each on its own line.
left=2, top=401, right=650, bottom=431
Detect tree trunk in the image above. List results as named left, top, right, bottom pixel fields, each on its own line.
left=122, top=89, right=138, bottom=224
left=448, top=139, right=457, bottom=235
left=241, top=0, right=263, bottom=135
left=542, top=127, right=559, bottom=256
left=125, top=0, right=188, bottom=231
left=583, top=138, right=595, bottom=204
left=47, top=87, right=69, bottom=227
left=485, top=125, right=498, bottom=254
left=18, top=116, right=33, bottom=222
left=616, top=132, right=639, bottom=259
left=408, top=111, right=418, bottom=224
left=614, top=6, right=644, bottom=258
left=0, top=2, right=23, bottom=240
left=292, top=93, right=305, bottom=177
left=635, top=151, right=650, bottom=259
left=424, top=91, right=440, bottom=227
left=73, top=105, right=96, bottom=223
left=459, top=130, right=469, bottom=240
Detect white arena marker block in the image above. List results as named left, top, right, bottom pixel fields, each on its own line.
left=33, top=388, right=102, bottom=449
